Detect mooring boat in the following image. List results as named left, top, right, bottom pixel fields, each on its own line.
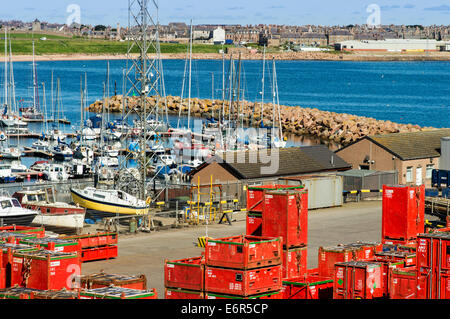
left=70, top=187, right=150, bottom=215
left=13, top=189, right=85, bottom=234
left=0, top=196, right=39, bottom=226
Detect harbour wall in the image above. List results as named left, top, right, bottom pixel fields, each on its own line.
left=88, top=95, right=435, bottom=146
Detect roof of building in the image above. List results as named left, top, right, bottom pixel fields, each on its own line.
left=190, top=145, right=351, bottom=180
left=336, top=129, right=450, bottom=161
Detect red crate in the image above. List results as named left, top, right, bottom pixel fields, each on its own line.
left=20, top=237, right=81, bottom=255
left=262, top=190, right=308, bottom=249
left=79, top=273, right=147, bottom=290
left=79, top=287, right=157, bottom=299
left=29, top=289, right=79, bottom=299
left=0, top=232, right=37, bottom=244
left=377, top=260, right=405, bottom=297
left=0, top=287, right=42, bottom=299
left=165, top=257, right=205, bottom=291
left=346, top=242, right=383, bottom=261
left=206, top=291, right=283, bottom=299
left=165, top=288, right=204, bottom=299
left=382, top=185, right=425, bottom=243
left=11, top=250, right=81, bottom=291
left=246, top=213, right=262, bottom=236
left=205, top=235, right=282, bottom=270
left=333, top=261, right=384, bottom=299
left=80, top=245, right=118, bottom=262
left=60, top=232, right=118, bottom=249
left=417, top=270, right=450, bottom=299
left=389, top=268, right=417, bottom=299
left=205, top=265, right=282, bottom=297
left=417, top=232, right=450, bottom=272
left=0, top=267, right=5, bottom=289
left=0, top=226, right=45, bottom=238
left=282, top=246, right=307, bottom=279
left=318, top=245, right=358, bottom=278
left=282, top=274, right=333, bottom=299
left=375, top=251, right=416, bottom=267
left=247, top=185, right=303, bottom=213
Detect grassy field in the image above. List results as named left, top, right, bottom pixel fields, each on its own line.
left=3, top=33, right=232, bottom=55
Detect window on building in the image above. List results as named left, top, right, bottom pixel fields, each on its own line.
left=359, top=165, right=370, bottom=170
left=426, top=164, right=434, bottom=179
left=406, top=167, right=413, bottom=183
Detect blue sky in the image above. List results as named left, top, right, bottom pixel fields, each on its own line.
left=1, top=0, right=449, bottom=26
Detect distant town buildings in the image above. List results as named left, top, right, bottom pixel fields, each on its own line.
left=0, top=19, right=449, bottom=50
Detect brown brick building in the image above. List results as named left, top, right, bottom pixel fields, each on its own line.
left=335, top=129, right=450, bottom=187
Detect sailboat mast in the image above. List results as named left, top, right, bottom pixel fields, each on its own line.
left=32, top=41, right=37, bottom=110
left=187, top=20, right=193, bottom=130
left=80, top=75, right=83, bottom=143
left=9, top=35, right=16, bottom=113
left=261, top=45, right=266, bottom=125
left=42, top=82, right=48, bottom=133
left=4, top=28, right=8, bottom=110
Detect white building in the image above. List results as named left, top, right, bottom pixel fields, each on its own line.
left=335, top=39, right=445, bottom=52
left=213, top=27, right=226, bottom=45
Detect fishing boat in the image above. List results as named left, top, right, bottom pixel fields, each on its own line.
left=52, top=143, right=73, bottom=161
left=13, top=189, right=86, bottom=235
left=0, top=195, right=39, bottom=226
left=70, top=187, right=150, bottom=215
left=42, top=163, right=70, bottom=181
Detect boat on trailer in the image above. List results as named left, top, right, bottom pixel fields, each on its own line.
left=0, top=196, right=39, bottom=226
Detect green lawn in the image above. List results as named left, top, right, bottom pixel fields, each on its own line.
left=2, top=34, right=232, bottom=55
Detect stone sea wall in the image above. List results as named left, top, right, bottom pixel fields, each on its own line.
left=88, top=95, right=434, bottom=146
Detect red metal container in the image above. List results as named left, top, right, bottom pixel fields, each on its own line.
left=80, top=245, right=118, bottom=262
left=377, top=260, right=405, bottom=297
left=0, top=267, right=5, bottom=289
left=0, top=226, right=45, bottom=238
left=375, top=251, right=416, bottom=267
left=282, top=246, right=307, bottom=279
left=0, top=231, right=36, bottom=244
left=79, top=273, right=147, bottom=290
left=206, top=291, right=283, bottom=299
left=165, top=256, right=205, bottom=291
left=205, top=265, right=282, bottom=297
left=382, top=185, right=425, bottom=244
left=389, top=268, right=417, bottom=299
left=247, top=185, right=303, bottom=213
left=318, top=245, right=359, bottom=278
left=246, top=213, right=262, bottom=236
left=282, top=274, right=333, bottom=299
left=333, top=261, right=384, bottom=299
left=165, top=288, right=204, bottom=299
left=30, top=289, right=79, bottom=299
left=60, top=232, right=118, bottom=249
left=19, top=237, right=81, bottom=255
left=10, top=250, right=81, bottom=291
left=417, top=232, right=450, bottom=272
left=417, top=270, right=450, bottom=299
left=79, top=287, right=158, bottom=299
left=262, top=189, right=308, bottom=249
left=345, top=242, right=383, bottom=261
left=205, top=235, right=282, bottom=270
left=0, top=243, right=37, bottom=288
left=0, top=287, right=42, bottom=299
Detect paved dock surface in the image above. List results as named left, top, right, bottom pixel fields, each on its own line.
left=81, top=200, right=382, bottom=298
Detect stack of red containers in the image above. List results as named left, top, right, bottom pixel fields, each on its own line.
left=203, top=235, right=283, bottom=299
left=164, top=256, right=205, bottom=299
left=60, top=232, right=118, bottom=262
left=382, top=185, right=425, bottom=246
left=416, top=232, right=450, bottom=299
left=333, top=261, right=384, bottom=299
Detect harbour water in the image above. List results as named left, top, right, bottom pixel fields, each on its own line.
left=2, top=59, right=449, bottom=130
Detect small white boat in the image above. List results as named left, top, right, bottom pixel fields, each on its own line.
left=0, top=146, right=22, bottom=159
left=52, top=144, right=73, bottom=161
left=10, top=161, right=27, bottom=174
left=32, top=139, right=51, bottom=152
left=81, top=127, right=97, bottom=140
left=70, top=187, right=150, bottom=215
left=0, top=196, right=39, bottom=226
left=97, top=156, right=119, bottom=168
left=104, top=145, right=119, bottom=158
left=1, top=115, right=28, bottom=128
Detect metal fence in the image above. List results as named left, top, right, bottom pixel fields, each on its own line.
left=340, top=170, right=398, bottom=201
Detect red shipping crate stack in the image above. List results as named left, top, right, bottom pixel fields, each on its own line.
left=60, top=232, right=118, bottom=262
left=78, top=272, right=148, bottom=290
left=416, top=232, right=450, bottom=299
left=382, top=185, right=425, bottom=246
left=204, top=235, right=283, bottom=298
left=318, top=242, right=382, bottom=278
left=164, top=256, right=205, bottom=299
left=333, top=261, right=384, bottom=299
left=10, top=250, right=81, bottom=291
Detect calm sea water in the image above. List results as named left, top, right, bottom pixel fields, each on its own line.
left=2, top=59, right=449, bottom=129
